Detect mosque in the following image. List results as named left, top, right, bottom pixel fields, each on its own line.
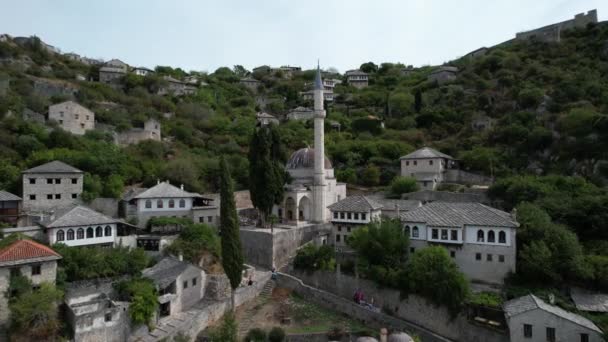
left=272, top=65, right=347, bottom=224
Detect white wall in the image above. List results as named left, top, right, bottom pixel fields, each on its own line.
left=465, top=226, right=513, bottom=246
left=48, top=224, right=116, bottom=247
left=137, top=198, right=193, bottom=212
left=508, top=308, right=604, bottom=342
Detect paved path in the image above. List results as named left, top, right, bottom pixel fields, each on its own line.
left=237, top=279, right=276, bottom=336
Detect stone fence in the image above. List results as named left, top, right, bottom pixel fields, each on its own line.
left=282, top=270, right=509, bottom=342
left=444, top=169, right=494, bottom=186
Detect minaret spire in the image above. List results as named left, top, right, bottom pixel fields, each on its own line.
left=312, top=61, right=326, bottom=223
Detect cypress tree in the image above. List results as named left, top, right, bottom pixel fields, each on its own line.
left=219, top=157, right=244, bottom=310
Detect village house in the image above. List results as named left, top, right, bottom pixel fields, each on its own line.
left=274, top=65, right=302, bottom=78
left=116, top=118, right=161, bottom=146
left=121, top=181, right=218, bottom=228
left=464, top=47, right=489, bottom=59
left=300, top=89, right=334, bottom=102
left=0, top=239, right=62, bottom=326
left=142, top=256, right=206, bottom=318
left=99, top=59, right=128, bottom=84
left=401, top=67, right=416, bottom=77
left=400, top=147, right=457, bottom=190
left=256, top=112, right=279, bottom=126
left=286, top=106, right=314, bottom=121
left=22, top=108, right=46, bottom=124
left=504, top=294, right=604, bottom=342
left=427, top=66, right=458, bottom=84
left=132, top=66, right=153, bottom=77
left=402, top=201, right=518, bottom=284
left=328, top=196, right=383, bottom=249
left=48, top=101, right=95, bottom=135
left=240, top=77, right=261, bottom=92
left=0, top=190, right=22, bottom=225
left=184, top=75, right=205, bottom=85
left=41, top=205, right=125, bottom=248
left=158, top=76, right=197, bottom=96
left=22, top=160, right=84, bottom=214
left=345, top=69, right=369, bottom=89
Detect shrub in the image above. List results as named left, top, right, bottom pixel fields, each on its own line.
left=389, top=176, right=419, bottom=197
left=208, top=312, right=238, bottom=342
left=115, top=278, right=158, bottom=326
left=293, top=244, right=335, bottom=272
left=245, top=328, right=267, bottom=342
left=268, top=327, right=286, bottom=342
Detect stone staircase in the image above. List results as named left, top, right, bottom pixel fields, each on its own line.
left=237, top=279, right=276, bottom=336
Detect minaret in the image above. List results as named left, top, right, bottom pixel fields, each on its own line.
left=313, top=64, right=326, bottom=223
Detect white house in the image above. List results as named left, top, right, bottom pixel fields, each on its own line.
left=41, top=205, right=122, bottom=247
left=132, top=67, right=154, bottom=77
left=328, top=195, right=383, bottom=248
left=401, top=202, right=518, bottom=284
left=399, top=147, right=456, bottom=190
left=48, top=101, right=95, bottom=135
left=345, top=69, right=369, bottom=89
left=504, top=294, right=604, bottom=342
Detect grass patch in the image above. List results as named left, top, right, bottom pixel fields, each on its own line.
left=469, top=291, right=503, bottom=308
left=287, top=293, right=367, bottom=334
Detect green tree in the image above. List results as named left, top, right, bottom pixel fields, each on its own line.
left=268, top=327, right=286, bottom=342
left=209, top=312, right=238, bottom=342
left=115, top=278, right=158, bottom=326
left=219, top=157, right=244, bottom=310
left=389, top=92, right=414, bottom=117
left=389, top=176, right=419, bottom=197
left=9, top=283, right=63, bottom=340
left=165, top=223, right=221, bottom=264
left=360, top=164, right=380, bottom=186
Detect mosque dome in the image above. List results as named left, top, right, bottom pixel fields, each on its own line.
left=388, top=332, right=414, bottom=342
left=286, top=147, right=332, bottom=169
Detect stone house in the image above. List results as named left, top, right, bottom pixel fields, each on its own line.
left=345, top=69, right=369, bottom=89
left=464, top=47, right=489, bottom=59
left=504, top=294, right=604, bottom=342
left=402, top=201, right=518, bottom=284
left=240, top=77, right=261, bottom=92
left=471, top=114, right=494, bottom=131
left=275, top=65, right=302, bottom=78
left=116, top=118, right=161, bottom=146
left=256, top=112, right=279, bottom=126
left=0, top=239, right=62, bottom=326
left=400, top=147, right=457, bottom=190
left=32, top=77, right=78, bottom=98
left=48, top=101, right=95, bottom=135
left=132, top=67, right=153, bottom=77
left=64, top=278, right=130, bottom=342
left=286, top=106, right=314, bottom=121
left=158, top=76, right=197, bottom=96
left=99, top=59, right=128, bottom=84
left=300, top=89, right=334, bottom=102
left=515, top=9, right=598, bottom=43
left=401, top=67, right=416, bottom=77
left=121, top=181, right=218, bottom=228
left=427, top=66, right=458, bottom=84
left=142, top=256, right=206, bottom=318
left=40, top=205, right=124, bottom=248
left=0, top=190, right=22, bottom=225
left=328, top=195, right=383, bottom=249
left=22, top=160, right=84, bottom=213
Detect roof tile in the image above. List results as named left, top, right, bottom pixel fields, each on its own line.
left=0, top=239, right=61, bottom=264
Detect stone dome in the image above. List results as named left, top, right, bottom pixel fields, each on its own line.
left=286, top=147, right=332, bottom=169
left=388, top=332, right=414, bottom=342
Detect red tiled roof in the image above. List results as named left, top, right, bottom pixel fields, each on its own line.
left=0, top=239, right=61, bottom=263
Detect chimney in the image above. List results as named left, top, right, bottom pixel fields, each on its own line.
left=395, top=203, right=400, bottom=218
left=380, top=328, right=388, bottom=342
left=178, top=253, right=183, bottom=262
left=157, top=179, right=160, bottom=185
left=180, top=184, right=184, bottom=190
left=511, top=208, right=517, bottom=221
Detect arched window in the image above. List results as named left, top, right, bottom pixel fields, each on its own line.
left=477, top=229, right=485, bottom=242
left=499, top=231, right=506, bottom=244
left=157, top=200, right=163, bottom=209
left=488, top=230, right=496, bottom=243
left=86, top=227, right=94, bottom=238
left=145, top=200, right=152, bottom=209
left=105, top=225, right=112, bottom=237
left=179, top=199, right=186, bottom=208
left=412, top=226, right=419, bottom=238
left=77, top=228, right=84, bottom=239
left=67, top=229, right=75, bottom=240
left=169, top=199, right=175, bottom=208
left=56, top=230, right=65, bottom=242
left=95, top=226, right=103, bottom=237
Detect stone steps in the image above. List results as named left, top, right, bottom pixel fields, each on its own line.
left=237, top=280, right=275, bottom=335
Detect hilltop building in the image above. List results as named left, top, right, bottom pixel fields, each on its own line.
left=256, top=112, right=279, bottom=126
left=116, top=118, right=161, bottom=146
left=99, top=59, right=128, bottom=84
left=158, top=76, right=197, bottom=96
left=48, top=101, right=95, bottom=135
left=428, top=66, right=458, bottom=84
left=22, top=160, right=84, bottom=213
left=400, top=147, right=456, bottom=190
left=402, top=202, right=518, bottom=284
left=286, top=106, right=314, bottom=121
left=515, top=9, right=598, bottom=43
left=240, top=77, right=261, bottom=92
left=300, top=89, right=334, bottom=102
left=132, top=67, right=154, bottom=77
left=273, top=65, right=347, bottom=224
left=345, top=69, right=369, bottom=88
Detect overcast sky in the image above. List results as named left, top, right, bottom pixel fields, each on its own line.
left=1, top=0, right=606, bottom=73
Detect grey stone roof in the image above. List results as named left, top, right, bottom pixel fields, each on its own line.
left=40, top=205, right=118, bottom=228
left=503, top=295, right=602, bottom=333
left=22, top=160, right=83, bottom=174
left=345, top=69, right=368, bottom=76
left=328, top=195, right=383, bottom=212
left=430, top=66, right=459, bottom=74
left=133, top=182, right=203, bottom=199
left=571, top=287, right=608, bottom=313
left=143, top=257, right=198, bottom=289
left=400, top=202, right=518, bottom=228
left=0, top=190, right=21, bottom=201
left=256, top=112, right=277, bottom=119
left=400, top=147, right=453, bottom=160
left=374, top=199, right=421, bottom=212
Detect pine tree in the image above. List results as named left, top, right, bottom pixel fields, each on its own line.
left=219, top=157, right=244, bottom=310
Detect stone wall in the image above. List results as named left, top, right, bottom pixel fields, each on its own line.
left=444, top=169, right=494, bottom=186
left=283, top=270, right=509, bottom=342
left=89, top=198, right=119, bottom=218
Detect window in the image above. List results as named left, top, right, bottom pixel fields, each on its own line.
left=340, top=212, right=345, bottom=219
left=475, top=253, right=481, bottom=261
left=75, top=114, right=79, bottom=119
left=413, top=161, right=417, bottom=166
left=145, top=200, right=152, bottom=209
left=499, top=255, right=505, bottom=263
left=29, top=178, right=35, bottom=184
left=59, top=120, right=63, bottom=124
left=523, top=324, right=533, bottom=338
left=432, top=229, right=438, bottom=239
left=488, top=230, right=496, bottom=243
left=336, top=235, right=341, bottom=242
left=499, top=231, right=506, bottom=243
left=361, top=213, right=367, bottom=220
left=406, top=161, right=409, bottom=166
left=29, top=194, right=36, bottom=200
left=354, top=213, right=359, bottom=220
left=347, top=227, right=351, bottom=233
left=581, top=333, right=589, bottom=342
left=450, top=251, right=456, bottom=258
left=47, top=194, right=53, bottom=200
left=208, top=216, right=213, bottom=223
left=77, top=228, right=84, bottom=239
left=95, top=226, right=103, bottom=237
left=72, top=193, right=77, bottom=199
left=54, top=178, right=60, bottom=184
left=105, top=313, right=112, bottom=322
left=10, top=268, right=20, bottom=277
left=199, top=217, right=204, bottom=223
left=337, top=226, right=342, bottom=232
left=86, top=227, right=94, bottom=238
left=168, top=199, right=175, bottom=208
left=441, top=229, right=448, bottom=240
left=157, top=200, right=163, bottom=208
left=86, top=115, right=90, bottom=120
left=67, top=229, right=74, bottom=240
left=31, top=265, right=41, bottom=276
left=412, top=226, right=419, bottom=238
left=429, top=160, right=433, bottom=165
left=179, top=199, right=186, bottom=208
left=71, top=178, right=77, bottom=184
left=47, top=178, right=53, bottom=184
left=477, top=229, right=485, bottom=242
left=192, top=278, right=197, bottom=286
left=105, top=226, right=112, bottom=236
left=183, top=281, right=188, bottom=289
left=80, top=123, right=85, bottom=129
left=347, top=213, right=352, bottom=219
left=487, top=254, right=493, bottom=262
left=410, top=247, right=415, bottom=254
left=451, top=230, right=458, bottom=241
left=333, top=212, right=338, bottom=219
left=55, top=194, right=61, bottom=199
left=56, top=230, right=65, bottom=242
left=546, top=327, right=555, bottom=342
